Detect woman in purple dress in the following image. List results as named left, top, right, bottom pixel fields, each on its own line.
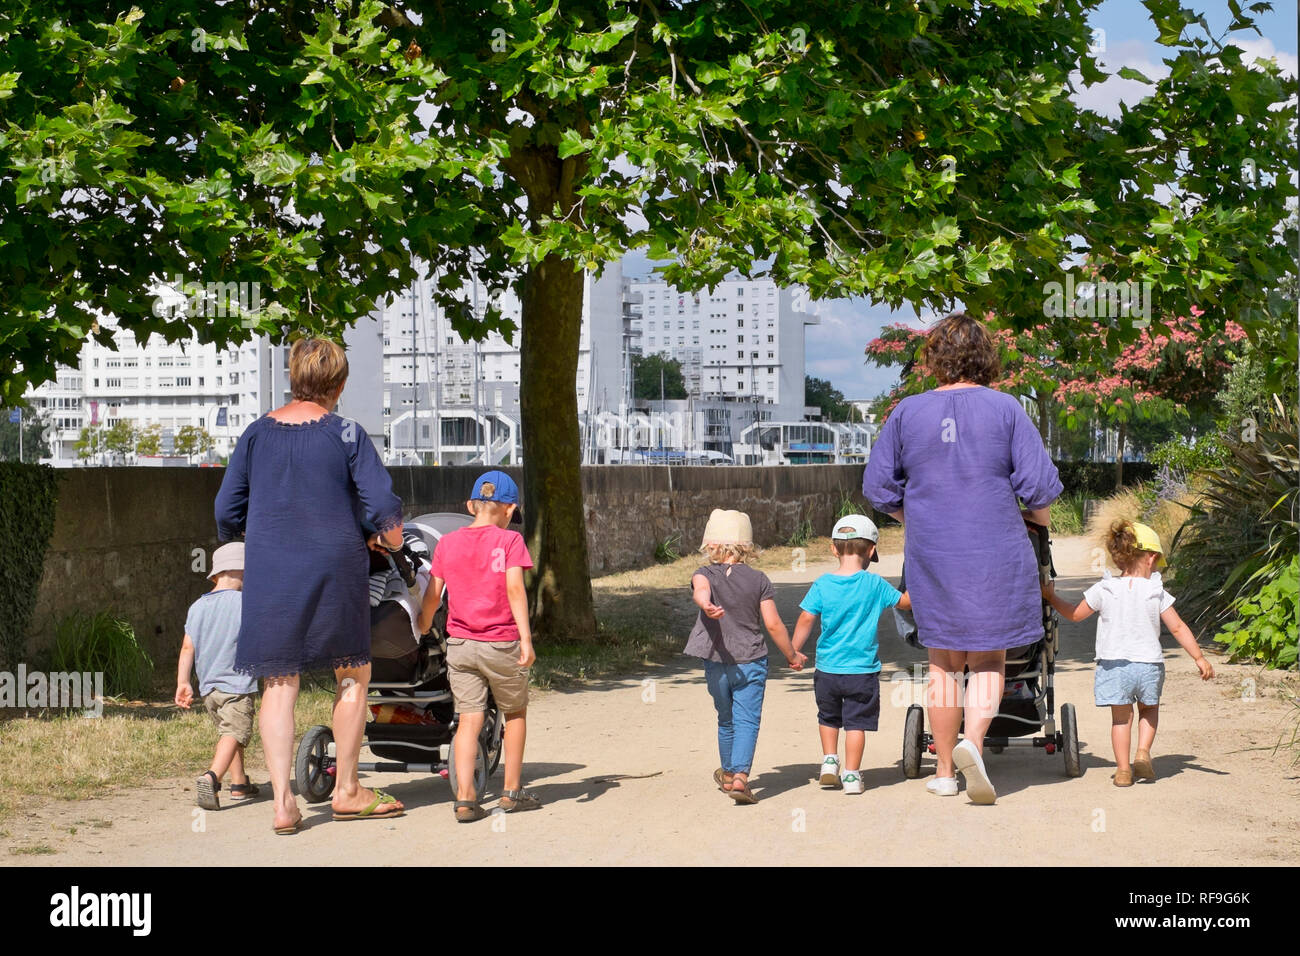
left=863, top=313, right=1061, bottom=804
left=216, top=338, right=406, bottom=833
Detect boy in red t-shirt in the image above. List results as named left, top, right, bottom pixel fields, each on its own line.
left=417, top=470, right=538, bottom=822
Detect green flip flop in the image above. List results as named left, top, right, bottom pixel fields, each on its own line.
left=332, top=789, right=405, bottom=821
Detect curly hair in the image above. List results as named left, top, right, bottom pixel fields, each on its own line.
left=920, top=312, right=1001, bottom=386
left=701, top=542, right=760, bottom=564
left=1106, top=518, right=1144, bottom=572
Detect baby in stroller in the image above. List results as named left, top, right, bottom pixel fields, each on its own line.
left=293, top=514, right=504, bottom=806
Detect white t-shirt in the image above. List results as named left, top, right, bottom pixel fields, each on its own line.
left=1083, top=571, right=1175, bottom=664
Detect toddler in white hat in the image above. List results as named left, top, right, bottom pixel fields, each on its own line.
left=684, top=509, right=805, bottom=804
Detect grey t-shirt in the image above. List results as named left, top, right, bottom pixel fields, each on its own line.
left=684, top=563, right=776, bottom=665
left=185, top=589, right=257, bottom=696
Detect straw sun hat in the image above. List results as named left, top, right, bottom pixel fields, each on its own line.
left=701, top=509, right=754, bottom=548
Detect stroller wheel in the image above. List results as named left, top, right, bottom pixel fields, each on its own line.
left=902, top=705, right=924, bottom=778
left=483, top=706, right=504, bottom=777
left=295, top=725, right=336, bottom=803
left=1061, top=703, right=1082, bottom=777
left=446, top=738, right=489, bottom=801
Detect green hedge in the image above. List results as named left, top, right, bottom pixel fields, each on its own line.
left=0, top=463, right=62, bottom=668
left=1052, top=460, right=1157, bottom=497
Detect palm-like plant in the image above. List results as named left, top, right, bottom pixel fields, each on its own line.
left=1170, top=395, right=1298, bottom=638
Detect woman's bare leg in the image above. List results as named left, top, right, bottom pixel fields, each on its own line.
left=260, top=674, right=300, bottom=830
left=331, top=662, right=403, bottom=815
left=928, top=649, right=965, bottom=778
left=962, top=651, right=1006, bottom=752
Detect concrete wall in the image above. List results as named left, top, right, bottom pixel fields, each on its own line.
left=27, top=464, right=870, bottom=666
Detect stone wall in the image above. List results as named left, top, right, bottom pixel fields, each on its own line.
left=26, top=464, right=870, bottom=665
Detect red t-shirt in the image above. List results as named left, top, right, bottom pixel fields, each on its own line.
left=429, top=524, right=534, bottom=641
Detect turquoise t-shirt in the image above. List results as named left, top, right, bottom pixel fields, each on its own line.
left=799, top=571, right=902, bottom=674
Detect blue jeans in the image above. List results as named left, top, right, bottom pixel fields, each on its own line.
left=704, top=658, right=768, bottom=775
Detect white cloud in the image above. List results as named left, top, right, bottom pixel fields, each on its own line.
left=1234, top=36, right=1298, bottom=77
left=1072, top=39, right=1168, bottom=116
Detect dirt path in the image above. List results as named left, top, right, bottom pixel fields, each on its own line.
left=12, top=536, right=1299, bottom=866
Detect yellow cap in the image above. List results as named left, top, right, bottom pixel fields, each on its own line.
left=1131, top=522, right=1166, bottom=567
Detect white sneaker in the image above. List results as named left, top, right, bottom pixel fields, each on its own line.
left=926, top=776, right=958, bottom=796
left=841, top=770, right=864, bottom=794
left=818, top=755, right=841, bottom=788
left=953, top=739, right=997, bottom=805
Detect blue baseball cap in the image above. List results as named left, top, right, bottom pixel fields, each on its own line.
left=471, top=470, right=521, bottom=523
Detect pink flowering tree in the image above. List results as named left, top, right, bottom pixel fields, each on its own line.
left=865, top=311, right=1247, bottom=486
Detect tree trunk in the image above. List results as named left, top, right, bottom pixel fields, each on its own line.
left=1114, top=420, right=1126, bottom=491
left=1035, top=392, right=1050, bottom=444
left=519, top=253, right=597, bottom=642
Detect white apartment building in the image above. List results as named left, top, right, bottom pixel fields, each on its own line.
left=624, top=275, right=818, bottom=431
left=372, top=261, right=627, bottom=465
left=28, top=319, right=289, bottom=466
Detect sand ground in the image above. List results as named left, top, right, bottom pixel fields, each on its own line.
left=11, top=536, right=1299, bottom=866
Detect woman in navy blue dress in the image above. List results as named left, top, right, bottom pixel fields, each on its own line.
left=216, top=338, right=405, bottom=833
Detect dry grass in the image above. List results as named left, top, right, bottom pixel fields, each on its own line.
left=0, top=688, right=336, bottom=825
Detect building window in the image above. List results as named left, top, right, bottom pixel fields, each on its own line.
left=737, top=304, right=744, bottom=313
left=767, top=335, right=775, bottom=343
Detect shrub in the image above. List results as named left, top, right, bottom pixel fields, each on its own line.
left=1148, top=433, right=1227, bottom=475
left=1052, top=460, right=1158, bottom=497
left=1216, top=556, right=1298, bottom=669
left=0, top=463, right=62, bottom=668
left=1170, top=396, right=1298, bottom=647
left=654, top=531, right=682, bottom=564
left=1048, top=491, right=1087, bottom=536
left=49, top=612, right=154, bottom=699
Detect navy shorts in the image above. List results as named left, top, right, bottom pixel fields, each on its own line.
left=814, top=671, right=880, bottom=732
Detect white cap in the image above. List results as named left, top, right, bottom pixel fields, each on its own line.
left=831, top=514, right=880, bottom=562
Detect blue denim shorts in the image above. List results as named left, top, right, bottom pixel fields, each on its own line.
left=1095, top=659, right=1165, bottom=707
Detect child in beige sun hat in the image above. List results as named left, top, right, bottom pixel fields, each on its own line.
left=684, top=509, right=805, bottom=804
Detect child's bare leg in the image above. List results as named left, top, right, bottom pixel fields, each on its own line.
left=209, top=735, right=239, bottom=781
left=1136, top=704, right=1158, bottom=753
left=228, top=744, right=248, bottom=785
left=1110, top=705, right=1134, bottom=770
left=845, top=730, right=866, bottom=772
left=260, top=675, right=300, bottom=828
left=454, top=711, right=485, bottom=802
left=502, top=709, right=526, bottom=793
left=818, top=725, right=840, bottom=762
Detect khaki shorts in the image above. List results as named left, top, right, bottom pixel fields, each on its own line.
left=203, top=690, right=255, bottom=746
left=446, top=638, right=529, bottom=714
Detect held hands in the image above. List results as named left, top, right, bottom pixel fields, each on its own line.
left=174, top=683, right=193, bottom=709
left=786, top=651, right=807, bottom=671
left=1040, top=579, right=1055, bottom=600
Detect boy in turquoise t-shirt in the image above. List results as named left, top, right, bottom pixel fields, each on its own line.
left=792, top=515, right=910, bottom=794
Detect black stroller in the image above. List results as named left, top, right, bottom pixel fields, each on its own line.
left=901, top=520, right=1082, bottom=778
left=293, top=513, right=504, bottom=804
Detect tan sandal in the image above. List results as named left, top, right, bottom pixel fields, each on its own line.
left=713, top=768, right=734, bottom=791
left=1113, top=769, right=1133, bottom=787
left=1133, top=750, right=1155, bottom=781
left=727, top=778, right=758, bottom=804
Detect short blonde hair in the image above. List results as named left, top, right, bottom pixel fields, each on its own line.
left=289, top=338, right=348, bottom=405
left=701, top=542, right=760, bottom=564
left=469, top=499, right=512, bottom=520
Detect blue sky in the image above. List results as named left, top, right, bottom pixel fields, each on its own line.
left=804, top=0, right=1299, bottom=401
